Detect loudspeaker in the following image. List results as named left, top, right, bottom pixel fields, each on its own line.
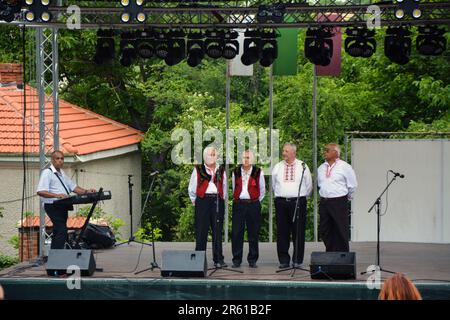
left=82, top=224, right=116, bottom=249
left=310, top=252, right=356, bottom=280
left=161, top=250, right=207, bottom=277
left=46, top=249, right=96, bottom=276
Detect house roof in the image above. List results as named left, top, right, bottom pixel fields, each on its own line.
left=19, top=216, right=108, bottom=229
left=0, top=85, right=144, bottom=156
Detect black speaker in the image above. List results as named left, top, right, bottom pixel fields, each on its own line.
left=310, top=252, right=356, bottom=280
left=81, top=224, right=116, bottom=249
left=46, top=249, right=96, bottom=276
left=161, top=250, right=207, bottom=277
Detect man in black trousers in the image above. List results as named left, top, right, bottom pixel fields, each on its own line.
left=188, top=146, right=228, bottom=267
left=231, top=150, right=265, bottom=268
left=318, top=143, right=357, bottom=252
left=37, top=150, right=96, bottom=250
left=272, top=143, right=312, bottom=268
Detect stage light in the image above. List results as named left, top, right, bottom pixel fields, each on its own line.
left=154, top=31, right=169, bottom=59
left=344, top=27, right=376, bottom=58
left=222, top=31, right=239, bottom=60
left=187, top=32, right=204, bottom=67
left=259, top=30, right=278, bottom=67
left=205, top=30, right=224, bottom=59
left=94, top=29, right=116, bottom=65
left=384, top=26, right=411, bottom=65
left=241, top=30, right=261, bottom=66
left=119, top=32, right=137, bottom=67
left=24, top=0, right=52, bottom=22
left=120, top=0, right=146, bottom=23
left=416, top=25, right=446, bottom=56
left=395, top=0, right=421, bottom=20
left=136, top=29, right=154, bottom=59
left=164, top=30, right=186, bottom=66
left=304, top=27, right=334, bottom=66
left=256, top=4, right=285, bottom=24
left=0, top=0, right=22, bottom=23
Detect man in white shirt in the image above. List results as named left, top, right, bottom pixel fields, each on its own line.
left=188, top=146, right=227, bottom=267
left=318, top=143, right=357, bottom=252
left=37, top=150, right=96, bottom=250
left=272, top=143, right=312, bottom=268
left=231, top=150, right=265, bottom=268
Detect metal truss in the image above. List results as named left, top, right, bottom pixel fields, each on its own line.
left=8, top=1, right=450, bottom=29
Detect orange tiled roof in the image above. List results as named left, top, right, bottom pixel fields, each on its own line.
left=19, top=216, right=109, bottom=229
left=0, top=85, right=143, bottom=155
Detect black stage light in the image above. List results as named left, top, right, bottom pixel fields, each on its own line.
left=0, top=0, right=22, bottom=23
left=416, top=25, right=446, bottom=56
left=154, top=31, right=169, bottom=59
left=94, top=29, right=116, bottom=65
left=120, top=0, right=146, bottom=23
left=187, top=32, right=204, bottom=67
left=119, top=31, right=137, bottom=67
left=241, top=30, right=261, bottom=66
left=222, top=31, right=239, bottom=60
left=205, top=30, right=224, bottom=59
left=305, top=27, right=334, bottom=66
left=25, top=0, right=52, bottom=22
left=395, top=0, right=421, bottom=20
left=259, top=30, right=278, bottom=67
left=256, top=4, right=285, bottom=24
left=384, top=26, right=411, bottom=65
left=136, top=29, right=154, bottom=59
left=345, top=27, right=376, bottom=58
left=164, top=30, right=185, bottom=66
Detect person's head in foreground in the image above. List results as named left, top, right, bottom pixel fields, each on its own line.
left=379, top=273, right=422, bottom=300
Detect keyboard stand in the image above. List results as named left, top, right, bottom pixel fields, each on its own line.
left=74, top=187, right=104, bottom=249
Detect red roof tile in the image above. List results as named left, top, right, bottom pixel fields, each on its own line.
left=0, top=85, right=144, bottom=155
left=19, top=216, right=109, bottom=229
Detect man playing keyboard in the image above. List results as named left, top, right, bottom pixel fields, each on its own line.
left=37, top=150, right=96, bottom=250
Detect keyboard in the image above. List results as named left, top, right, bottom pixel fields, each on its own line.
left=54, top=190, right=112, bottom=205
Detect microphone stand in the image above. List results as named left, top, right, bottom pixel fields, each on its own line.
left=361, top=173, right=400, bottom=276
left=115, top=174, right=152, bottom=247
left=134, top=173, right=161, bottom=274
left=277, top=162, right=310, bottom=277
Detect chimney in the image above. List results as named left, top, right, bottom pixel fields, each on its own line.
left=0, top=63, right=23, bottom=89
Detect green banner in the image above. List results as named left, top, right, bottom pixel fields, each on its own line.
left=273, top=28, right=298, bottom=76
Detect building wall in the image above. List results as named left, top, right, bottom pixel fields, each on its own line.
left=0, top=151, right=142, bottom=257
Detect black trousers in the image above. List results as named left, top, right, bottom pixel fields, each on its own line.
left=44, top=203, right=69, bottom=250
left=274, top=197, right=307, bottom=265
left=319, top=196, right=350, bottom=252
left=194, top=196, right=225, bottom=264
left=231, top=200, right=261, bottom=265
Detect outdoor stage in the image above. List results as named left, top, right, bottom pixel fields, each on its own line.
left=1, top=242, right=450, bottom=300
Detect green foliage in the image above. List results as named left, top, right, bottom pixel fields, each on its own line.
left=8, top=235, right=19, bottom=250
left=133, top=222, right=163, bottom=242
left=0, top=255, right=19, bottom=271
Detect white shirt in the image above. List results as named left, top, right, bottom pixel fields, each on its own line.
left=272, top=159, right=313, bottom=198
left=232, top=166, right=266, bottom=202
left=188, top=164, right=227, bottom=203
left=36, top=164, right=77, bottom=204
left=317, top=159, right=357, bottom=199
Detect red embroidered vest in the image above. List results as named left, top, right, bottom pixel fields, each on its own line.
left=195, top=164, right=225, bottom=199
left=233, top=165, right=261, bottom=201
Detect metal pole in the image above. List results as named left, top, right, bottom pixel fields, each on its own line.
left=37, top=28, right=46, bottom=259
left=225, top=62, right=231, bottom=243
left=52, top=27, right=59, bottom=150
left=312, top=66, right=318, bottom=243
left=268, top=64, right=274, bottom=243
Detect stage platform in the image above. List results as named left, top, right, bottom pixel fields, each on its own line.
left=1, top=242, right=450, bottom=300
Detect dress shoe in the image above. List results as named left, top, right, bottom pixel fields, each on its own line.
left=292, top=263, right=303, bottom=268
left=249, top=263, right=258, bottom=268
left=278, top=263, right=290, bottom=269
left=215, top=261, right=228, bottom=268
left=232, top=263, right=241, bottom=268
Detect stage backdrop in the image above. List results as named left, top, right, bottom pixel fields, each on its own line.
left=351, top=139, right=450, bottom=243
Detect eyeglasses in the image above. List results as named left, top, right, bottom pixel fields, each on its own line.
left=55, top=157, right=64, bottom=160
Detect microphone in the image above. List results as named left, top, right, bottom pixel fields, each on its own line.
left=389, top=170, right=405, bottom=178
left=149, top=170, right=159, bottom=176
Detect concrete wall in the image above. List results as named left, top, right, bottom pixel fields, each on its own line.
left=351, top=139, right=450, bottom=243
left=0, top=151, right=141, bottom=256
